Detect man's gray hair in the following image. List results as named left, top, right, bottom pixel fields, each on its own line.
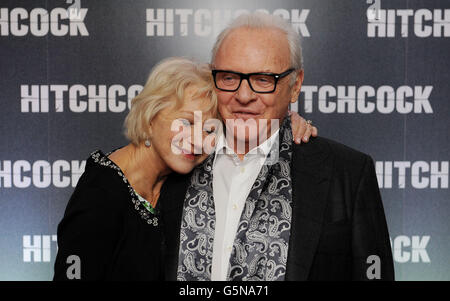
left=211, top=12, right=303, bottom=75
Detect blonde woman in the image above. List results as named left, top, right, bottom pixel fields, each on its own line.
left=53, top=57, right=317, bottom=280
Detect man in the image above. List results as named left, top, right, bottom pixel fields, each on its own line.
left=160, top=12, right=394, bottom=281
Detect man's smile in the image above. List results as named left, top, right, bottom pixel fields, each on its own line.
left=231, top=109, right=262, bottom=120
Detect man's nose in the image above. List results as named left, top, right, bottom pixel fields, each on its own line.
left=235, top=79, right=256, bottom=104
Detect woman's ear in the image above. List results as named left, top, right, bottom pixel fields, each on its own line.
left=146, top=120, right=153, bottom=139
left=290, top=69, right=304, bottom=103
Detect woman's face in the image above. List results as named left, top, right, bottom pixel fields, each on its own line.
left=149, top=85, right=217, bottom=174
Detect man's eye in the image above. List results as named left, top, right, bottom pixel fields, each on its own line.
left=221, top=73, right=239, bottom=81
left=254, top=76, right=271, bottom=83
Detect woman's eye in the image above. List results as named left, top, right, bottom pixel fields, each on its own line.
left=180, top=119, right=191, bottom=126
left=203, top=126, right=215, bottom=134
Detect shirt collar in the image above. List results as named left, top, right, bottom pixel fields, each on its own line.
left=251, top=129, right=280, bottom=156
left=213, top=128, right=280, bottom=165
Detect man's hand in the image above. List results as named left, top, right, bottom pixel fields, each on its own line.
left=289, top=110, right=318, bottom=144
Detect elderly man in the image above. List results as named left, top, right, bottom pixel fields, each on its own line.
left=160, top=12, right=394, bottom=281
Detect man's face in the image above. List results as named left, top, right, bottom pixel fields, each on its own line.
left=213, top=27, right=304, bottom=145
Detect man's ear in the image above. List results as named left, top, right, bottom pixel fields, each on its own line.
left=290, top=69, right=304, bottom=103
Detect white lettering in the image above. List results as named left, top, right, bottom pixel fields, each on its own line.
left=375, top=161, right=448, bottom=189
left=368, top=9, right=450, bottom=38
left=297, top=85, right=433, bottom=114
left=0, top=160, right=86, bottom=188
left=21, top=85, right=143, bottom=113
left=146, top=8, right=310, bottom=37
left=0, top=7, right=89, bottom=37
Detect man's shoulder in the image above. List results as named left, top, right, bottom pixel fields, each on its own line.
left=292, top=136, right=372, bottom=171
left=318, top=136, right=370, bottom=159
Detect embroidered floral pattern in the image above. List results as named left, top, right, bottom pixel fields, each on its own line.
left=90, top=150, right=159, bottom=227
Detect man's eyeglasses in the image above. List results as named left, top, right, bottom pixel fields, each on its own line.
left=211, top=68, right=295, bottom=94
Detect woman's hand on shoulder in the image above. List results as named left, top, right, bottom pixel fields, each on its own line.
left=289, top=110, right=318, bottom=144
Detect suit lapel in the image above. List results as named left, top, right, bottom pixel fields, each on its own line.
left=285, top=137, right=334, bottom=280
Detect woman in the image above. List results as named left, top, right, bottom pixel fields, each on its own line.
left=53, top=57, right=317, bottom=280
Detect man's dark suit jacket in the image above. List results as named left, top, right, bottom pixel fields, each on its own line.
left=159, top=136, right=395, bottom=281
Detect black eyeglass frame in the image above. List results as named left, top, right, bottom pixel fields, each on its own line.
left=211, top=68, right=295, bottom=94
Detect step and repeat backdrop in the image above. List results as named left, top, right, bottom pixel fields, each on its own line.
left=0, top=0, right=449, bottom=281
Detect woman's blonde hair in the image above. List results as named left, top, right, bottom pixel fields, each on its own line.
left=124, top=57, right=217, bottom=145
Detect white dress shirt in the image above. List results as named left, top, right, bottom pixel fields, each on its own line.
left=211, top=130, right=280, bottom=281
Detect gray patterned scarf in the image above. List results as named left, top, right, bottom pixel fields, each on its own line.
left=177, top=117, right=293, bottom=281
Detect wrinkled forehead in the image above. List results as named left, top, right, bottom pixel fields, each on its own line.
left=214, top=27, right=291, bottom=72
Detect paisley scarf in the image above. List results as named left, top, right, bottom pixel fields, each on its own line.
left=177, top=117, right=293, bottom=281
